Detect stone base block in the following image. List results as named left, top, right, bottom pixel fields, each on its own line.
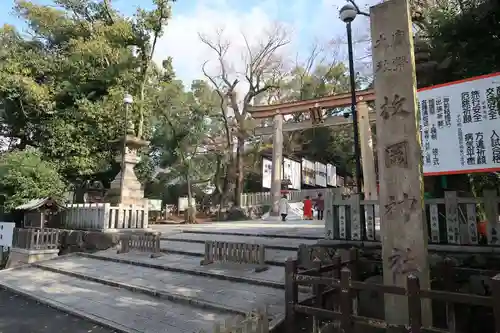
left=7, top=248, right=59, bottom=268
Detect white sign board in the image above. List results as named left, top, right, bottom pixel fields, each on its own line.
left=301, top=159, right=315, bottom=185
left=337, top=175, right=345, bottom=187
left=262, top=158, right=272, bottom=189
left=327, top=164, right=337, bottom=186
left=283, top=158, right=301, bottom=190
left=419, top=73, right=500, bottom=175
left=178, top=197, right=196, bottom=212
left=148, top=199, right=162, bottom=211
left=315, top=162, right=327, bottom=187
left=0, top=222, right=15, bottom=247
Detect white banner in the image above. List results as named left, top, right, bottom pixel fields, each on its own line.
left=262, top=158, right=272, bottom=189
left=327, top=164, right=337, bottom=186
left=302, top=159, right=315, bottom=185
left=419, top=73, right=500, bottom=175
left=315, top=162, right=327, bottom=187
left=283, top=158, right=301, bottom=190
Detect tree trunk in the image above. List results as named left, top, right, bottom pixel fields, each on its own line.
left=185, top=172, right=196, bottom=224
left=234, top=138, right=244, bottom=207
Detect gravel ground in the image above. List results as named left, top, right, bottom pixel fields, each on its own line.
left=0, top=289, right=118, bottom=333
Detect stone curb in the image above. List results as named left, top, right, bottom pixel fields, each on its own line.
left=181, top=229, right=320, bottom=240
left=78, top=252, right=285, bottom=289
left=161, top=237, right=299, bottom=251
left=32, top=262, right=248, bottom=317
left=0, top=279, right=138, bottom=333
left=159, top=247, right=286, bottom=267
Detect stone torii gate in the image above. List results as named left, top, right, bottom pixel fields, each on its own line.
left=248, top=89, right=378, bottom=215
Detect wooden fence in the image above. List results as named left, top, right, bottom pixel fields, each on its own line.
left=198, top=306, right=270, bottom=333
left=12, top=228, right=60, bottom=250
left=201, top=241, right=268, bottom=272
left=118, top=232, right=161, bottom=255
left=240, top=188, right=342, bottom=207
left=62, top=203, right=148, bottom=231
left=285, top=251, right=500, bottom=333
left=326, top=190, right=500, bottom=245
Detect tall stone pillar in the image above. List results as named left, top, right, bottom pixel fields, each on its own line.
left=357, top=100, right=378, bottom=200
left=370, top=0, right=431, bottom=326
left=105, top=135, right=149, bottom=206
left=270, top=113, right=283, bottom=215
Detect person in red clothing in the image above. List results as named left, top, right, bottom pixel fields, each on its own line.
left=303, top=196, right=313, bottom=220
left=315, top=193, right=325, bottom=220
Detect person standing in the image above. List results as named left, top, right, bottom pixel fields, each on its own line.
left=303, top=196, right=313, bottom=220
left=315, top=193, right=325, bottom=220
left=279, top=194, right=288, bottom=221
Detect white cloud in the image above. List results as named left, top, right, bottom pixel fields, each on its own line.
left=154, top=0, right=382, bottom=88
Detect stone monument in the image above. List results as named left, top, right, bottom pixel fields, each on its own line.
left=105, top=95, right=149, bottom=206
left=370, top=0, right=431, bottom=326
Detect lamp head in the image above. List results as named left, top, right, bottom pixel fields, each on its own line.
left=339, top=3, right=357, bottom=23
left=123, top=93, right=133, bottom=105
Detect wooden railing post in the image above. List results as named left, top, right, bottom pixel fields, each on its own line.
left=407, top=274, right=422, bottom=333
left=340, top=267, right=352, bottom=333
left=442, top=258, right=457, bottom=332
left=201, top=241, right=212, bottom=265
left=491, top=274, right=500, bottom=332
left=285, top=257, right=298, bottom=333
left=312, top=258, right=323, bottom=333
left=347, top=248, right=359, bottom=315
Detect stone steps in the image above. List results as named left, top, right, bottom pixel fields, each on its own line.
left=162, top=232, right=317, bottom=251
left=0, top=265, right=233, bottom=333
left=160, top=239, right=297, bottom=266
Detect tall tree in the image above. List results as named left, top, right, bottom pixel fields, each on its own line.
left=0, top=0, right=175, bottom=192
left=151, top=80, right=219, bottom=222
left=199, top=25, right=290, bottom=207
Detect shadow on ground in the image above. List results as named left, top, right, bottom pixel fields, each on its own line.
left=0, top=289, right=117, bottom=333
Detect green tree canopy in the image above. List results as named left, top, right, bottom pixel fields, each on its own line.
left=0, top=148, right=67, bottom=210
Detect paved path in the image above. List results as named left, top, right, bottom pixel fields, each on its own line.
left=35, top=256, right=292, bottom=320
left=89, top=250, right=287, bottom=286
left=160, top=240, right=296, bottom=264
left=0, top=266, right=233, bottom=333
left=152, top=220, right=325, bottom=239
left=0, top=289, right=117, bottom=333
left=163, top=232, right=318, bottom=249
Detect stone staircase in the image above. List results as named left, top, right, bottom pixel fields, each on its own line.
left=0, top=223, right=323, bottom=333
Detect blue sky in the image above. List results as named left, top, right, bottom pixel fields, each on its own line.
left=0, top=0, right=379, bottom=85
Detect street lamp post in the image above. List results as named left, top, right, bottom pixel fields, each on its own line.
left=340, top=3, right=366, bottom=241
left=123, top=93, right=134, bottom=136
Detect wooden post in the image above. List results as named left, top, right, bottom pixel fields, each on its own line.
left=370, top=0, right=431, bottom=326
left=483, top=189, right=499, bottom=245
left=340, top=267, right=352, bottom=333
left=284, top=258, right=297, bottom=333
left=312, top=258, right=322, bottom=333
left=270, top=113, right=283, bottom=215
left=444, top=191, right=459, bottom=244
left=491, top=274, right=500, bottom=332
left=407, top=274, right=422, bottom=333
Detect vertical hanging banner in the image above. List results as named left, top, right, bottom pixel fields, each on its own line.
left=284, top=157, right=301, bottom=190
left=315, top=162, right=327, bottom=187
left=262, top=158, right=272, bottom=189
left=327, top=164, right=337, bottom=186
left=301, top=159, right=316, bottom=185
